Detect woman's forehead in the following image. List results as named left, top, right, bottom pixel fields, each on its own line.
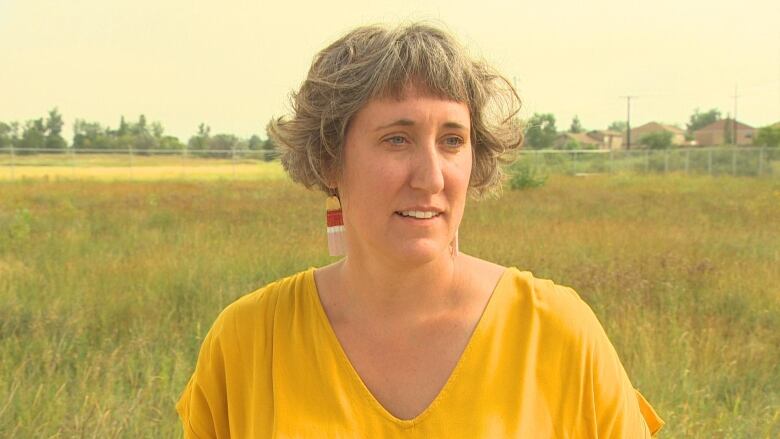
left=355, top=93, right=471, bottom=128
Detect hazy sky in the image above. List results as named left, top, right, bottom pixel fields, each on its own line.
left=2, top=0, right=779, bottom=141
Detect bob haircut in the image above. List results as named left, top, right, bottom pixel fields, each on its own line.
left=268, top=22, right=523, bottom=198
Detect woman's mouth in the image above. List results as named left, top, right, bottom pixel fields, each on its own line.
left=395, top=210, right=442, bottom=219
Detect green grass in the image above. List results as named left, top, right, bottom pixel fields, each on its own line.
left=1, top=174, right=778, bottom=437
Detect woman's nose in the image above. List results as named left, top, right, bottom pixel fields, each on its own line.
left=409, top=141, right=445, bottom=194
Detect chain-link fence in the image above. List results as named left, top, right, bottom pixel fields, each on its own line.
left=0, top=146, right=777, bottom=181
left=512, top=146, right=777, bottom=177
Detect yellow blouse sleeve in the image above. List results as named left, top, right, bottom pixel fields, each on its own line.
left=176, top=311, right=233, bottom=439
left=551, top=284, right=664, bottom=437
left=636, top=389, right=665, bottom=436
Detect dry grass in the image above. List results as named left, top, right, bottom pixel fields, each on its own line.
left=1, top=174, right=778, bottom=437
left=0, top=154, right=285, bottom=181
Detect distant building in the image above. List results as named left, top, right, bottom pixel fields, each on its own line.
left=554, top=132, right=600, bottom=149
left=553, top=130, right=624, bottom=150
left=587, top=130, right=624, bottom=150
left=626, top=122, right=686, bottom=147
left=693, top=119, right=755, bottom=146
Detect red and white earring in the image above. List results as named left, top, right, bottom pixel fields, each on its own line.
left=326, top=189, right=346, bottom=256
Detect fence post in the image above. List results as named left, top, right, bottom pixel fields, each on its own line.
left=9, top=144, right=15, bottom=180
left=731, top=148, right=737, bottom=176
left=232, top=147, right=237, bottom=179
left=569, top=151, right=575, bottom=175
left=708, top=149, right=713, bottom=176
left=70, top=146, right=76, bottom=177
left=758, top=147, right=765, bottom=176
left=664, top=150, right=669, bottom=174
left=644, top=150, right=649, bottom=173
left=609, top=149, right=614, bottom=174
left=685, top=149, right=690, bottom=175
left=128, top=145, right=134, bottom=179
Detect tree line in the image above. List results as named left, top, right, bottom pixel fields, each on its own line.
left=0, top=108, right=279, bottom=161
left=523, top=108, right=780, bottom=149
left=2, top=107, right=778, bottom=155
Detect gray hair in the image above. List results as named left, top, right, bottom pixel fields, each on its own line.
left=268, top=22, right=523, bottom=198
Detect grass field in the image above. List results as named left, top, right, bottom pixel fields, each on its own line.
left=0, top=154, right=286, bottom=181
left=2, top=149, right=778, bottom=182
left=1, top=173, right=779, bottom=437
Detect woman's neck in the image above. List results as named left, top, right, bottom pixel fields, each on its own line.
left=334, top=251, right=467, bottom=325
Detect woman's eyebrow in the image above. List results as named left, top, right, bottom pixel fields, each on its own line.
left=375, top=119, right=468, bottom=131
left=375, top=119, right=414, bottom=131
left=442, top=121, right=467, bottom=130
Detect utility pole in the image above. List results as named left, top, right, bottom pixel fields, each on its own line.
left=732, top=84, right=739, bottom=145
left=621, top=96, right=637, bottom=149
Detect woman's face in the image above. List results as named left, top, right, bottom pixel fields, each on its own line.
left=336, top=86, right=472, bottom=265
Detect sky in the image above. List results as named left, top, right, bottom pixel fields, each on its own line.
left=1, top=0, right=779, bottom=142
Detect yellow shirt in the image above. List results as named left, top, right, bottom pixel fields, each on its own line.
left=177, top=267, right=664, bottom=438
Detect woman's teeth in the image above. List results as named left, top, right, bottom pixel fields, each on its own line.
left=398, top=211, right=441, bottom=219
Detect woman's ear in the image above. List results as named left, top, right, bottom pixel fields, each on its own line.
left=323, top=163, right=341, bottom=191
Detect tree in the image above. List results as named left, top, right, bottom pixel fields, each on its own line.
left=201, top=133, right=239, bottom=158
left=150, top=121, right=165, bottom=139
left=686, top=108, right=721, bottom=135
left=132, top=132, right=158, bottom=152
left=117, top=116, right=129, bottom=136
left=261, top=137, right=278, bottom=162
left=188, top=123, right=211, bottom=153
left=132, top=114, right=148, bottom=136
left=73, top=119, right=114, bottom=150
left=523, top=113, right=557, bottom=149
left=18, top=119, right=47, bottom=154
left=608, top=120, right=627, bottom=133
left=0, top=122, right=13, bottom=149
left=248, top=134, right=263, bottom=150
left=159, top=135, right=184, bottom=150
left=569, top=116, right=583, bottom=133
left=44, top=107, right=67, bottom=150
left=723, top=116, right=734, bottom=145
left=639, top=131, right=673, bottom=149
left=754, top=125, right=780, bottom=147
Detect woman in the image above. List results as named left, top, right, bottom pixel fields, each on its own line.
left=177, top=23, right=664, bottom=438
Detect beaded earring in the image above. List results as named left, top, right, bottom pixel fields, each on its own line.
left=326, top=190, right=346, bottom=256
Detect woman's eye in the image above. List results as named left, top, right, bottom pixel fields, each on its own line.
left=444, top=136, right=465, bottom=148
left=385, top=135, right=407, bottom=145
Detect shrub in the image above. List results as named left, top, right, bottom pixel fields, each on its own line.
left=508, top=160, right=547, bottom=190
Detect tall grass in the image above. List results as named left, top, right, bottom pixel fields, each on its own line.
left=1, top=175, right=778, bottom=437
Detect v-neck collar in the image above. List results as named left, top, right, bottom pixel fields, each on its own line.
left=306, top=266, right=515, bottom=427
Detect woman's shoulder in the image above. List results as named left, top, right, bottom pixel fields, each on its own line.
left=210, top=267, right=315, bottom=338
left=499, top=266, right=587, bottom=309
left=499, top=267, right=606, bottom=342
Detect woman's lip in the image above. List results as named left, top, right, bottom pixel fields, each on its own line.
left=394, top=212, right=443, bottom=221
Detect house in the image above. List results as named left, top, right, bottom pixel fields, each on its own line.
left=587, top=130, right=624, bottom=150
left=693, top=119, right=755, bottom=146
left=553, top=130, right=625, bottom=150
left=625, top=122, right=686, bottom=147
left=553, top=132, right=600, bottom=149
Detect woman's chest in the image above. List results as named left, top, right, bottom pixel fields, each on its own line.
left=332, top=319, right=475, bottom=421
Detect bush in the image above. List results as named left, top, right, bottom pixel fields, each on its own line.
left=639, top=131, right=674, bottom=149
left=754, top=126, right=780, bottom=147
left=508, top=160, right=547, bottom=190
